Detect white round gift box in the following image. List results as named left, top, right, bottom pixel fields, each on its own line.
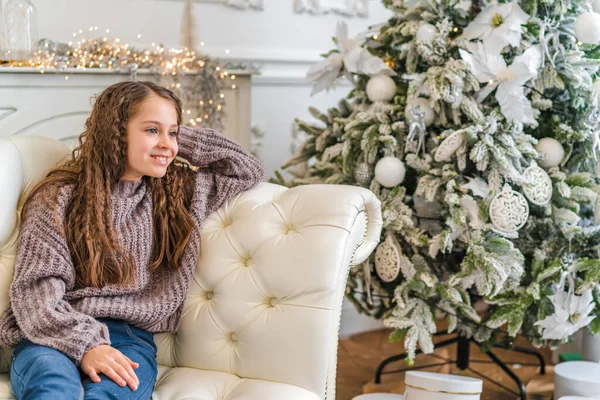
left=558, top=396, right=600, bottom=399
left=404, top=371, right=482, bottom=399
left=554, top=361, right=600, bottom=399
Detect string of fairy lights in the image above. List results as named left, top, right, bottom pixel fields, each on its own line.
left=1, top=26, right=242, bottom=130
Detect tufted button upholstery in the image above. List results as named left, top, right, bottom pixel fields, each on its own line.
left=0, top=136, right=383, bottom=399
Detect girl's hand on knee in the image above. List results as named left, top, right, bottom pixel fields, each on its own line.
left=81, top=345, right=140, bottom=391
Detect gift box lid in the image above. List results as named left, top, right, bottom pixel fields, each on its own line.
left=405, top=371, right=483, bottom=395
left=555, top=361, right=600, bottom=385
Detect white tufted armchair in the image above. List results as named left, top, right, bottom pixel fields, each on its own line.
left=0, top=135, right=383, bottom=400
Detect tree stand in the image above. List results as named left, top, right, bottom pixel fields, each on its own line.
left=374, top=331, right=546, bottom=400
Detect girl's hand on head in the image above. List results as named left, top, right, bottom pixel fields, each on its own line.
left=81, top=344, right=140, bottom=391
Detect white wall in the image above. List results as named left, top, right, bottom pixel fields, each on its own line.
left=7, top=0, right=391, bottom=336
left=21, top=0, right=390, bottom=173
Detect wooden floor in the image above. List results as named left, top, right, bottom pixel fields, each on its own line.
left=336, top=328, right=554, bottom=400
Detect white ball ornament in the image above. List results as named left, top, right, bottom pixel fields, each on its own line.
left=536, top=137, right=565, bottom=168
left=374, top=157, right=406, bottom=188
left=416, top=23, right=438, bottom=42
left=405, top=98, right=435, bottom=126
left=575, top=12, right=600, bottom=44
left=366, top=75, right=397, bottom=103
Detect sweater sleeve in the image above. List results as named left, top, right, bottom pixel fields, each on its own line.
left=145, top=303, right=184, bottom=333
left=9, top=184, right=110, bottom=365
left=177, top=126, right=266, bottom=218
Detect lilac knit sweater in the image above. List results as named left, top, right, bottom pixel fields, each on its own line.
left=0, top=126, right=265, bottom=364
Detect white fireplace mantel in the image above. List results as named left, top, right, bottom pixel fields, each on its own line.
left=0, top=67, right=253, bottom=151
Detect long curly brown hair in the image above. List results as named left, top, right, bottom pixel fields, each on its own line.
left=20, top=81, right=197, bottom=288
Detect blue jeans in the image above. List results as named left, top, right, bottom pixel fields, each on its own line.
left=10, top=318, right=158, bottom=400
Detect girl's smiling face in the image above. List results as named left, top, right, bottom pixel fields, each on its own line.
left=121, top=94, right=180, bottom=181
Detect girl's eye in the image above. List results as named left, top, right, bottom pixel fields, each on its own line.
left=147, top=128, right=177, bottom=136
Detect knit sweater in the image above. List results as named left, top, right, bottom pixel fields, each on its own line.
left=0, top=126, right=265, bottom=364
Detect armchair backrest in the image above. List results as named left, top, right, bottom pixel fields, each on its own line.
left=155, top=181, right=373, bottom=399
left=0, top=136, right=72, bottom=372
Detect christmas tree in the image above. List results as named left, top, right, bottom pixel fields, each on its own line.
left=270, top=0, right=600, bottom=363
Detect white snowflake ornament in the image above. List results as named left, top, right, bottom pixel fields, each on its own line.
left=489, top=184, right=530, bottom=233
left=522, top=164, right=553, bottom=205
left=375, top=234, right=401, bottom=282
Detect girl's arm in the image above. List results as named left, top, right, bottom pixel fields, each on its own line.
left=9, top=185, right=111, bottom=365
left=177, top=126, right=266, bottom=218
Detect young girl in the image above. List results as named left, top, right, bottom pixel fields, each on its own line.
left=0, top=81, right=265, bottom=399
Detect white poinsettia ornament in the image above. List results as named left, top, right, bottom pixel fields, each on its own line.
left=460, top=1, right=530, bottom=53
left=460, top=176, right=490, bottom=198
left=459, top=42, right=542, bottom=125
left=306, top=21, right=396, bottom=96
left=535, top=274, right=595, bottom=341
